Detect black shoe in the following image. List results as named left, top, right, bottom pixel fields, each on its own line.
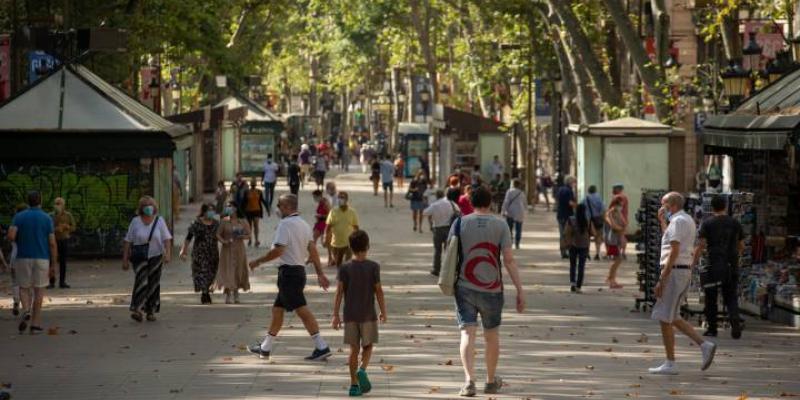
left=12, top=301, right=19, bottom=316
left=430, top=270, right=440, bottom=277
left=703, top=329, right=717, bottom=337
left=304, top=346, right=332, bottom=361
left=146, top=313, right=156, bottom=322
left=731, top=321, right=743, bottom=340
left=570, top=285, right=576, bottom=292
left=29, top=325, right=44, bottom=335
left=59, top=283, right=70, bottom=289
left=594, top=254, right=600, bottom=261
left=248, top=344, right=271, bottom=359
left=561, top=254, right=569, bottom=259
left=130, top=311, right=143, bottom=323
left=18, top=312, right=30, bottom=333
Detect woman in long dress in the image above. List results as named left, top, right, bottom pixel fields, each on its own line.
left=215, top=202, right=251, bottom=304
left=179, top=203, right=219, bottom=304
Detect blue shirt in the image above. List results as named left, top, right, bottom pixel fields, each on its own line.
left=584, top=193, right=605, bottom=220
left=11, top=207, right=53, bottom=260
left=556, top=186, right=575, bottom=220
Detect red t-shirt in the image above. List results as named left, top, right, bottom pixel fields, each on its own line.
left=458, top=194, right=474, bottom=216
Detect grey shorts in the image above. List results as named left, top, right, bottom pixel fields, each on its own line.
left=651, top=269, right=691, bottom=323
left=15, top=258, right=50, bottom=288
left=344, top=320, right=379, bottom=347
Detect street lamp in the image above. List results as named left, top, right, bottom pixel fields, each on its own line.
left=148, top=77, right=161, bottom=114
left=743, top=31, right=763, bottom=75
left=721, top=60, right=748, bottom=110
left=419, top=85, right=431, bottom=122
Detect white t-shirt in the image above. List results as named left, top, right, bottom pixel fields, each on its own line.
left=659, top=210, right=696, bottom=266
left=124, top=216, right=173, bottom=258
left=272, top=214, right=313, bottom=266
left=490, top=161, right=504, bottom=177
left=263, top=161, right=279, bottom=183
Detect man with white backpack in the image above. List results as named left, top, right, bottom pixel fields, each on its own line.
left=439, top=186, right=525, bottom=397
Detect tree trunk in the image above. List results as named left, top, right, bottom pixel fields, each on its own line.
left=442, top=0, right=491, bottom=117
left=720, top=10, right=742, bottom=61
left=409, top=0, right=439, bottom=103
left=548, top=0, right=622, bottom=109
left=650, top=0, right=670, bottom=68
left=601, top=0, right=671, bottom=122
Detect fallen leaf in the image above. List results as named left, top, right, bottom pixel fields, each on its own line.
left=585, top=365, right=594, bottom=370
left=603, top=347, right=613, bottom=352
left=68, top=330, right=78, bottom=335
left=428, top=386, right=440, bottom=394
left=139, top=334, right=148, bottom=338
left=612, top=337, right=619, bottom=343
left=223, top=357, right=233, bottom=361
left=445, top=359, right=453, bottom=365
left=670, top=390, right=681, bottom=395
left=736, top=393, right=747, bottom=400
left=380, top=364, right=394, bottom=373
left=47, top=327, right=59, bottom=335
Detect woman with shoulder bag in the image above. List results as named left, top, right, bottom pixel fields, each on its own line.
left=122, top=196, right=173, bottom=322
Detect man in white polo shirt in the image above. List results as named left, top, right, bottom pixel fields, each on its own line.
left=649, top=192, right=716, bottom=375
left=248, top=194, right=332, bottom=361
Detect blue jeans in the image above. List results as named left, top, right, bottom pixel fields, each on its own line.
left=506, top=217, right=522, bottom=248
left=557, top=217, right=568, bottom=256
left=454, top=285, right=504, bottom=330
left=569, top=247, right=588, bottom=288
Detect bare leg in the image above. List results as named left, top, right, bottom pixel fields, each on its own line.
left=459, top=326, right=477, bottom=383
left=659, top=321, right=676, bottom=361
left=295, top=305, right=320, bottom=335
left=607, top=257, right=623, bottom=286
left=360, top=344, right=374, bottom=370
left=411, top=212, right=418, bottom=230
left=349, top=345, right=361, bottom=385
left=484, top=327, right=500, bottom=384
left=672, top=319, right=705, bottom=345
left=383, top=188, right=388, bottom=207
left=253, top=219, right=260, bottom=245
left=268, top=306, right=285, bottom=336
left=19, top=286, right=32, bottom=317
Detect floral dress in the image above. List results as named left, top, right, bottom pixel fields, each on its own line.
left=186, top=218, right=220, bottom=293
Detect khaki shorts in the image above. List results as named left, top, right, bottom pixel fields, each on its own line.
left=344, top=320, right=379, bottom=347
left=15, top=258, right=50, bottom=288
left=300, top=164, right=311, bottom=175
left=331, top=246, right=352, bottom=267
left=651, top=269, right=691, bottom=323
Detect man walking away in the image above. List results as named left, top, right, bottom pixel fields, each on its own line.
left=584, top=185, right=605, bottom=260
left=423, top=189, right=459, bottom=276
left=7, top=191, right=57, bottom=334
left=450, top=187, right=525, bottom=397
left=50, top=197, right=75, bottom=288
left=332, top=230, right=387, bottom=397
left=556, top=176, right=576, bottom=259
left=262, top=154, right=279, bottom=215
left=325, top=192, right=360, bottom=268
left=248, top=194, right=332, bottom=361
left=287, top=155, right=301, bottom=196
left=649, top=192, right=716, bottom=375
left=501, top=180, right=527, bottom=250
left=380, top=155, right=396, bottom=208
left=692, top=195, right=744, bottom=339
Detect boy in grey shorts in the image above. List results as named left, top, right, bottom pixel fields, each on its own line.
left=332, top=230, right=387, bottom=397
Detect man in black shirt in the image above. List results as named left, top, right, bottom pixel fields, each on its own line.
left=287, top=155, right=301, bottom=196
left=692, top=195, right=744, bottom=339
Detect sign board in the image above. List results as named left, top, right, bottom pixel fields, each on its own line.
left=28, top=50, right=59, bottom=84
left=742, top=21, right=784, bottom=72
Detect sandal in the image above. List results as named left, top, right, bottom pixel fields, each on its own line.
left=130, top=311, right=143, bottom=322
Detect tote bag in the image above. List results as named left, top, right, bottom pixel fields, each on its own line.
left=438, top=217, right=462, bottom=295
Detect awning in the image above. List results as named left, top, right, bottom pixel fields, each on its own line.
left=702, top=114, right=800, bottom=150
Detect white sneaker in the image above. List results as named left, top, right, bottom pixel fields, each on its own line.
left=648, top=361, right=679, bottom=375
left=700, top=341, right=717, bottom=371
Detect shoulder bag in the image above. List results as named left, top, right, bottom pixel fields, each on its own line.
left=438, top=217, right=463, bottom=296
left=130, top=216, right=159, bottom=265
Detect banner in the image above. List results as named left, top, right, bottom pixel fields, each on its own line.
left=742, top=21, right=784, bottom=72
left=0, top=35, right=9, bottom=102
left=28, top=50, right=59, bottom=84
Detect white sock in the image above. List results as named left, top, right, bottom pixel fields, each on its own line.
left=311, top=333, right=328, bottom=350
left=261, top=334, right=275, bottom=352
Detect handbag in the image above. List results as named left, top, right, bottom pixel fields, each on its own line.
left=438, top=217, right=462, bottom=296
left=130, top=216, right=159, bottom=265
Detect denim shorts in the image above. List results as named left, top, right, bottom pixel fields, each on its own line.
left=454, top=285, right=504, bottom=330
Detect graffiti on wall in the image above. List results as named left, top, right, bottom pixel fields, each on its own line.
left=0, top=162, right=152, bottom=256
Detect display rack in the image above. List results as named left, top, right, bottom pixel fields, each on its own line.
left=635, top=189, right=667, bottom=311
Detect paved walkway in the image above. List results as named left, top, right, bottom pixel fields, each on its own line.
left=1, top=170, right=799, bottom=399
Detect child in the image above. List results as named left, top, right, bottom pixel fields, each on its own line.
left=332, top=230, right=387, bottom=397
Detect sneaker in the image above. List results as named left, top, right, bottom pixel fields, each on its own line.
left=304, top=346, right=332, bottom=361
left=59, top=283, right=71, bottom=289
left=459, top=381, right=476, bottom=397
left=648, top=361, right=679, bottom=375
left=349, top=384, right=362, bottom=397
left=357, top=368, right=372, bottom=393
left=731, top=320, right=743, bottom=340
left=12, top=301, right=19, bottom=316
left=18, top=311, right=30, bottom=333
left=484, top=376, right=503, bottom=394
left=700, top=341, right=717, bottom=371
left=570, top=285, right=576, bottom=293
left=248, top=344, right=270, bottom=359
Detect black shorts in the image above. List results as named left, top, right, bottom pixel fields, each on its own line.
left=591, top=216, right=604, bottom=230
left=274, top=266, right=307, bottom=312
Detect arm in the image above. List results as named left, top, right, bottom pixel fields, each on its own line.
left=68, top=213, right=77, bottom=233
left=501, top=192, right=511, bottom=215
left=502, top=247, right=525, bottom=312
left=308, top=240, right=328, bottom=289
left=324, top=225, right=333, bottom=248
left=375, top=283, right=387, bottom=323
left=48, top=233, right=58, bottom=273
left=655, top=241, right=680, bottom=298
left=331, top=281, right=344, bottom=329
left=692, top=238, right=706, bottom=267
left=163, top=239, right=172, bottom=264
left=250, top=245, right=285, bottom=269
left=122, top=241, right=130, bottom=270
left=7, top=226, right=17, bottom=242
left=737, top=239, right=745, bottom=256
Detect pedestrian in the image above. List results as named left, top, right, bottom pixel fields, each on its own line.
left=423, top=189, right=459, bottom=276
left=6, top=203, right=28, bottom=316
left=325, top=191, right=359, bottom=268
left=649, top=192, right=716, bottom=375
left=337, top=138, right=347, bottom=170
left=7, top=191, right=57, bottom=334
left=539, top=170, right=553, bottom=211
left=458, top=184, right=475, bottom=217
left=584, top=185, right=605, bottom=260
left=471, top=165, right=482, bottom=187
left=215, top=180, right=228, bottom=214
left=248, top=194, right=332, bottom=361
left=407, top=171, right=427, bottom=232
left=314, top=154, right=328, bottom=191
left=604, top=196, right=625, bottom=289
left=287, top=154, right=301, bottom=196
left=215, top=203, right=251, bottom=304
left=299, top=144, right=312, bottom=186
left=244, top=178, right=267, bottom=247
left=556, top=176, right=576, bottom=259
left=692, top=195, right=744, bottom=339
left=489, top=155, right=504, bottom=178
left=449, top=186, right=525, bottom=397
left=230, top=173, right=248, bottom=219
left=611, top=183, right=629, bottom=259
left=370, top=156, right=381, bottom=196
left=179, top=203, right=220, bottom=304
left=122, top=196, right=172, bottom=323
left=262, top=153, right=279, bottom=214
left=332, top=230, right=387, bottom=397
left=501, top=180, right=527, bottom=250
left=564, top=203, right=591, bottom=292
left=490, top=173, right=508, bottom=213
left=325, top=181, right=340, bottom=209
left=50, top=197, right=76, bottom=289
left=380, top=155, right=395, bottom=208
left=394, top=153, right=405, bottom=189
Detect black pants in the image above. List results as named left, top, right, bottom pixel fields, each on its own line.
left=432, top=226, right=450, bottom=274
left=263, top=181, right=276, bottom=209
left=704, top=270, right=740, bottom=330
left=57, top=239, right=69, bottom=285
left=569, top=247, right=588, bottom=288
left=289, top=183, right=300, bottom=196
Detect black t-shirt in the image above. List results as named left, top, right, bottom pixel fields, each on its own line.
left=699, top=215, right=743, bottom=262
left=338, top=259, right=381, bottom=323
left=288, top=163, right=301, bottom=185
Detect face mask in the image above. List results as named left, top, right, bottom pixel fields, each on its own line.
left=54, top=205, right=63, bottom=213
left=223, top=207, right=234, bottom=216
left=205, top=210, right=216, bottom=219
left=143, top=205, right=155, bottom=216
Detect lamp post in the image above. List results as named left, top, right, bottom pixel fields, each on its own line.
left=148, top=77, right=161, bottom=115
left=721, top=60, right=748, bottom=110
left=552, top=73, right=563, bottom=179
left=419, top=85, right=431, bottom=122
left=508, top=76, right=522, bottom=179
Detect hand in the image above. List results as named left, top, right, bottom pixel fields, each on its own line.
left=317, top=273, right=330, bottom=291
left=331, top=314, right=341, bottom=330
left=163, top=254, right=171, bottom=264
left=249, top=260, right=260, bottom=270
left=516, top=291, right=526, bottom=313
left=657, top=206, right=667, bottom=222
left=179, top=250, right=188, bottom=261
left=379, top=313, right=387, bottom=323
left=122, top=260, right=130, bottom=270
left=654, top=281, right=664, bottom=298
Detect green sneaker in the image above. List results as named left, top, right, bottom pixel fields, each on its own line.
left=357, top=368, right=372, bottom=393
left=349, top=384, right=362, bottom=397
